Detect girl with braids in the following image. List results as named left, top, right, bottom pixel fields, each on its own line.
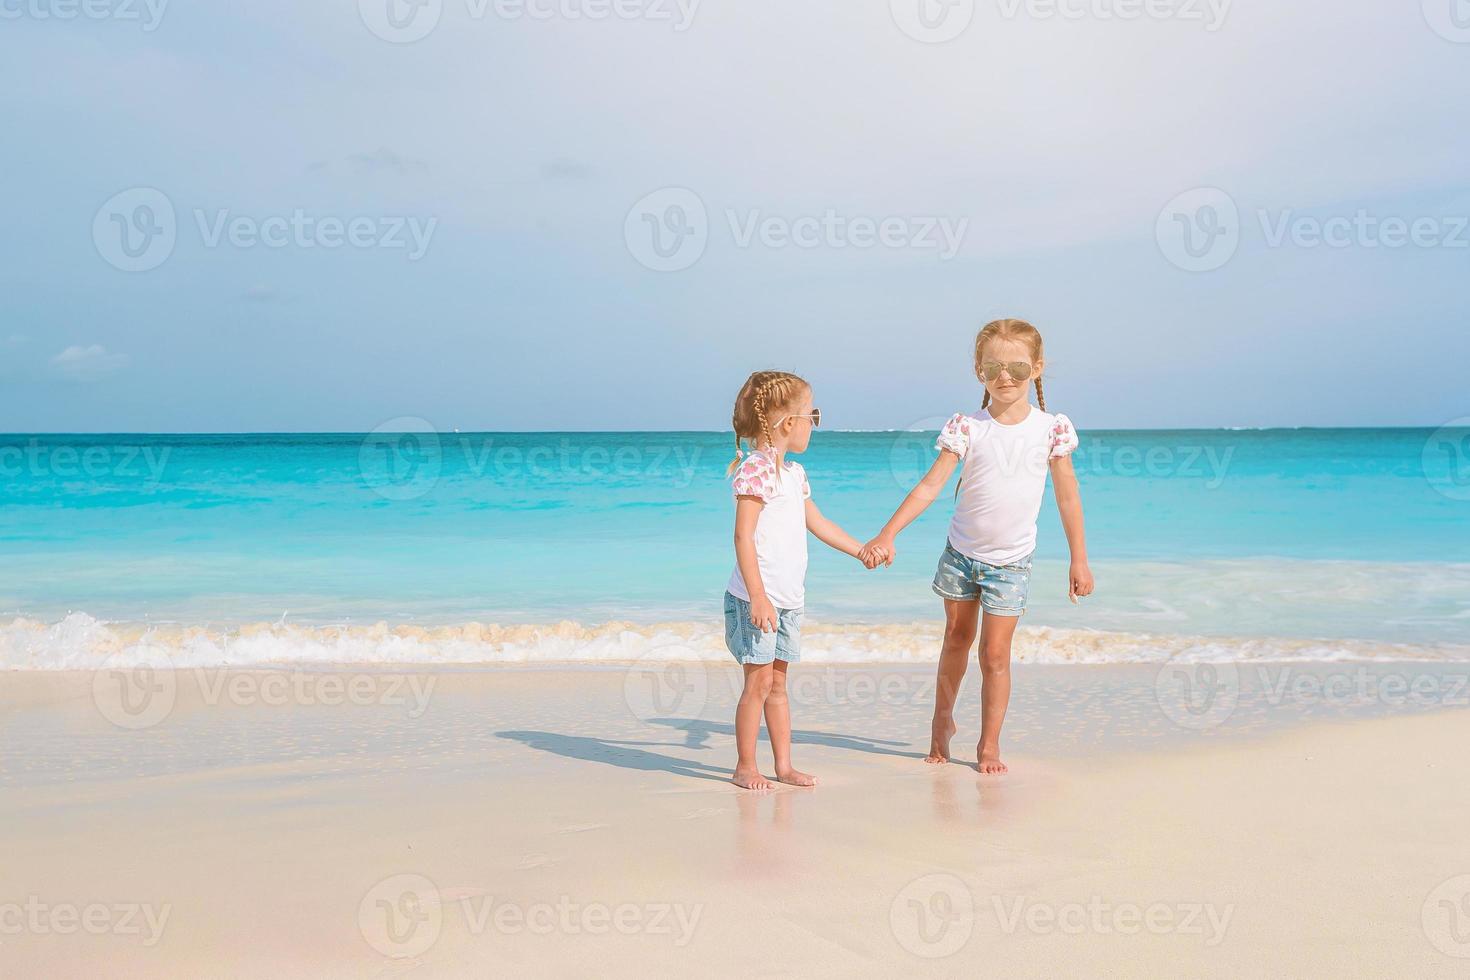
left=724, top=370, right=880, bottom=790
left=860, top=319, right=1093, bottom=774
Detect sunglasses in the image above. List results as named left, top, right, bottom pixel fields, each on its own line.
left=774, top=408, right=821, bottom=429
left=980, top=360, right=1034, bottom=383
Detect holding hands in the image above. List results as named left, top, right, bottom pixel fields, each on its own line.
left=857, top=535, right=896, bottom=570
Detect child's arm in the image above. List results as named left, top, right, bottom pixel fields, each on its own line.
left=1049, top=454, right=1094, bottom=601
left=859, top=451, right=961, bottom=565
left=805, top=499, right=865, bottom=560
left=734, top=496, right=778, bottom=632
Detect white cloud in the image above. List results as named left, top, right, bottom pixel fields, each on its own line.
left=347, top=147, right=429, bottom=176
left=541, top=159, right=594, bottom=181
left=50, top=345, right=130, bottom=382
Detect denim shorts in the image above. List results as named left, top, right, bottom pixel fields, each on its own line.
left=931, top=542, right=1033, bottom=616
left=723, top=591, right=803, bottom=665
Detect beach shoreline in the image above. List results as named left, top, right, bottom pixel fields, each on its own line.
left=4, top=664, right=1468, bottom=976
left=7, top=612, right=1470, bottom=671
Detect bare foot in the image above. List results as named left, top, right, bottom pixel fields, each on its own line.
left=775, top=768, right=818, bottom=787
left=925, top=718, right=958, bottom=764
left=733, top=766, right=774, bottom=790
left=976, top=744, right=1008, bottom=774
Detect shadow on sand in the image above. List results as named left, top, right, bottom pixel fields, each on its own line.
left=496, top=730, right=733, bottom=783
left=647, top=717, right=927, bottom=760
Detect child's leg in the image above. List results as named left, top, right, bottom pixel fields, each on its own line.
left=976, top=611, right=1020, bottom=773
left=766, top=660, right=816, bottom=786
left=733, top=662, right=775, bottom=790
left=926, top=599, right=980, bottom=763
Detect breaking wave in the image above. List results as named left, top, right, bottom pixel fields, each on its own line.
left=3, top=613, right=1467, bottom=671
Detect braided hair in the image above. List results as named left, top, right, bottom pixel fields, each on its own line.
left=728, top=370, right=811, bottom=475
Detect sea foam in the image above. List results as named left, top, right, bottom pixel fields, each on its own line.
left=2, top=613, right=1465, bottom=671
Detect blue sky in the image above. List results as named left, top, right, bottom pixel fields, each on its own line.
left=2, top=1, right=1468, bottom=432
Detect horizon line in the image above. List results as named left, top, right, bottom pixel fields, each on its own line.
left=0, top=425, right=1454, bottom=437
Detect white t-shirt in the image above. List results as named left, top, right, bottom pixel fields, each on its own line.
left=726, top=450, right=811, bottom=610
left=936, top=406, right=1079, bottom=566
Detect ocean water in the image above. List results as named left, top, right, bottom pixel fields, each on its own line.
left=2, top=428, right=1467, bottom=668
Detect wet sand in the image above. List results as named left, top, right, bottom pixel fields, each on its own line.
left=3, top=662, right=1468, bottom=977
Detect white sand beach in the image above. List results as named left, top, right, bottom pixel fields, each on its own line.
left=3, top=663, right=1468, bottom=978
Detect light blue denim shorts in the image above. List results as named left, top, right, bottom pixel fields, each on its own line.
left=931, top=542, right=1033, bottom=616
left=723, top=591, right=803, bottom=665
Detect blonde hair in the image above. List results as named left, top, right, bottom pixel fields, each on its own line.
left=974, top=317, right=1047, bottom=412
left=728, top=370, right=810, bottom=475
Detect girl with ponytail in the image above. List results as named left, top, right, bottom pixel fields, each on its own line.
left=860, top=319, right=1094, bottom=774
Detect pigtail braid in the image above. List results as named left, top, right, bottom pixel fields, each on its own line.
left=1033, top=376, right=1046, bottom=413
left=728, top=370, right=810, bottom=475
left=753, top=378, right=775, bottom=451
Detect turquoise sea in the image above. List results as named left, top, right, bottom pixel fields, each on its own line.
left=2, top=428, right=1467, bottom=667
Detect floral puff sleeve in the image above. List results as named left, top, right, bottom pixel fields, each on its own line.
left=1048, top=413, right=1080, bottom=459
left=935, top=413, right=972, bottom=458
left=732, top=453, right=780, bottom=501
